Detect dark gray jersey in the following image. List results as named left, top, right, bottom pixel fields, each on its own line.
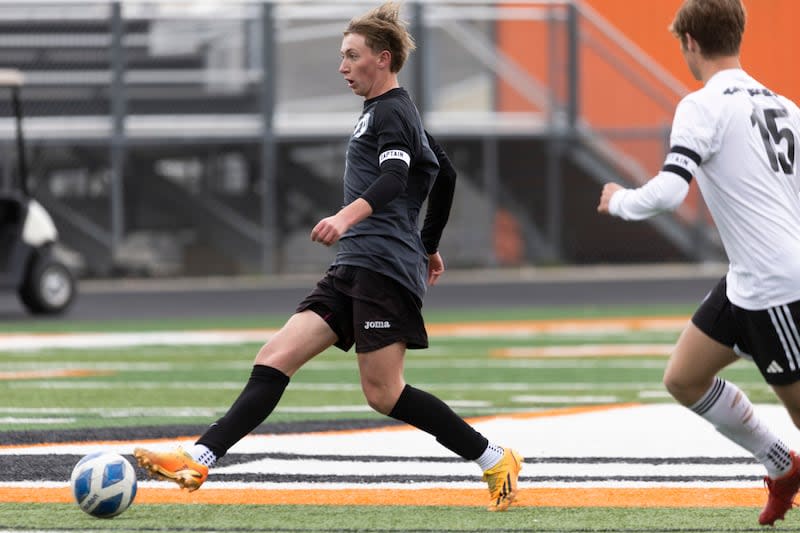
left=333, top=87, right=439, bottom=301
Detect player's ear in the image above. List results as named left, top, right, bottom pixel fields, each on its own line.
left=684, top=33, right=698, bottom=53
left=377, top=49, right=392, bottom=69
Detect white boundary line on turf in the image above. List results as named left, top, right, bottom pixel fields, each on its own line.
left=0, top=404, right=791, bottom=490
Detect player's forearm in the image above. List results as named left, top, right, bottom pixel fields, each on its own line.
left=609, top=172, right=690, bottom=220
left=338, top=198, right=373, bottom=227
left=421, top=168, right=456, bottom=254
left=422, top=131, right=457, bottom=254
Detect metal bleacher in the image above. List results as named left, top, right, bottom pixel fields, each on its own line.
left=0, top=3, right=261, bottom=140
left=0, top=3, right=272, bottom=275
left=0, top=1, right=724, bottom=277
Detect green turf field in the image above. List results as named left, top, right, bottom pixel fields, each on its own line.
left=1, top=503, right=791, bottom=532
left=0, top=304, right=795, bottom=532
left=0, top=304, right=773, bottom=431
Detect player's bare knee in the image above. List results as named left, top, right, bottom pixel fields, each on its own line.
left=254, top=343, right=280, bottom=366
left=663, top=369, right=717, bottom=407
left=360, top=382, right=396, bottom=414
left=363, top=391, right=393, bottom=414
left=663, top=371, right=695, bottom=406
left=253, top=345, right=299, bottom=376
left=662, top=369, right=680, bottom=396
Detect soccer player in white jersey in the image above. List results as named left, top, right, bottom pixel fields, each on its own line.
left=597, top=0, right=800, bottom=526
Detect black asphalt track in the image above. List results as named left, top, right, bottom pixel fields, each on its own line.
left=0, top=265, right=725, bottom=321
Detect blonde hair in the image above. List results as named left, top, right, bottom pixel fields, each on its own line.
left=669, top=0, right=746, bottom=57
left=344, top=2, right=416, bottom=73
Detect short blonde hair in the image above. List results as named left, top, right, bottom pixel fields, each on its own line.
left=344, top=2, right=416, bottom=73
left=669, top=0, right=746, bottom=57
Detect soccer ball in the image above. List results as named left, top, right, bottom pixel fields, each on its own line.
left=70, top=451, right=137, bottom=518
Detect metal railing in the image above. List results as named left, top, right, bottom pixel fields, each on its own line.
left=0, top=0, right=721, bottom=276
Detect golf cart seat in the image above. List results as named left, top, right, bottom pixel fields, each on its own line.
left=0, top=194, right=26, bottom=276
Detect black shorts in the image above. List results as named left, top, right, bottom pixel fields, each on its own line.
left=692, top=277, right=800, bottom=385
left=296, top=265, right=428, bottom=353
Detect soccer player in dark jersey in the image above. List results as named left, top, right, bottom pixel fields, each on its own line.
left=135, top=2, right=522, bottom=512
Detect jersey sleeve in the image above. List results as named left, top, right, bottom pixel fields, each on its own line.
left=373, top=102, right=416, bottom=166
left=607, top=94, right=712, bottom=221
left=667, top=94, right=715, bottom=172
left=421, top=131, right=457, bottom=254
left=608, top=172, right=690, bottom=220
left=357, top=102, right=417, bottom=211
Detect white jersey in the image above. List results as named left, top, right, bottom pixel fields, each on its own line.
left=611, top=69, right=800, bottom=310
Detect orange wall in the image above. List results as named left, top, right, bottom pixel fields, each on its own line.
left=582, top=0, right=800, bottom=102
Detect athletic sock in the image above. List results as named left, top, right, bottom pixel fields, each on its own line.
left=388, top=384, right=489, bottom=460
left=196, top=364, right=289, bottom=460
left=475, top=442, right=506, bottom=471
left=189, top=443, right=217, bottom=468
left=691, top=377, right=792, bottom=478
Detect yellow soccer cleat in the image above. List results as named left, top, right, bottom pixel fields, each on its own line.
left=133, top=446, right=208, bottom=492
left=482, top=448, right=523, bottom=512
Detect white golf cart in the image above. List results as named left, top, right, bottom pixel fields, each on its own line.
left=0, top=69, right=76, bottom=314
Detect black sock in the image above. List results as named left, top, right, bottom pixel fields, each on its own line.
left=388, top=384, right=488, bottom=460
left=196, top=364, right=289, bottom=459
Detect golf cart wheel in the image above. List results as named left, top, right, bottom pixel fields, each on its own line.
left=19, top=252, right=76, bottom=315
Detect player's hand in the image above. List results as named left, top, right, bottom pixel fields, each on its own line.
left=311, top=199, right=373, bottom=246
left=597, top=183, right=623, bottom=215
left=311, top=214, right=349, bottom=246
left=427, top=251, right=445, bottom=286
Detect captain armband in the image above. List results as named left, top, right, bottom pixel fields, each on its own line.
left=662, top=146, right=701, bottom=183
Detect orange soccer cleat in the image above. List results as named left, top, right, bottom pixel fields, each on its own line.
left=133, top=446, right=209, bottom=492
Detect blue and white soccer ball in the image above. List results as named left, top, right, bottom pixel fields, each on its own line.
left=70, top=451, right=137, bottom=518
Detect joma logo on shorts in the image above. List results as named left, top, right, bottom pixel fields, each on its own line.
left=364, top=320, right=391, bottom=329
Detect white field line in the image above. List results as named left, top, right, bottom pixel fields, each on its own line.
left=0, top=318, right=689, bottom=352
left=0, top=407, right=225, bottom=418
left=310, top=360, right=672, bottom=369
left=0, top=401, right=490, bottom=419
left=0, top=359, right=677, bottom=369
left=510, top=395, right=619, bottom=403
left=3, top=358, right=763, bottom=374
left=427, top=318, right=689, bottom=337
left=209, top=459, right=763, bottom=479
left=6, top=380, right=671, bottom=391
left=0, top=528, right=64, bottom=533
left=0, top=361, right=175, bottom=370
left=0, top=417, right=76, bottom=424
left=0, top=404, right=793, bottom=490
left=0, top=480, right=764, bottom=490
left=0, top=330, right=278, bottom=351
left=494, top=343, right=674, bottom=358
